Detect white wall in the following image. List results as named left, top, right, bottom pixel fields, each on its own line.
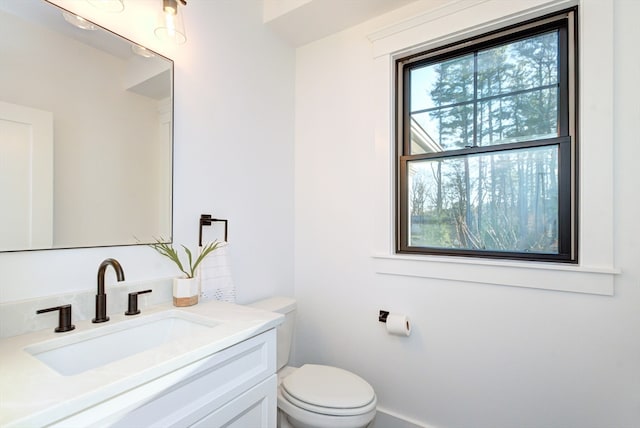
left=293, top=1, right=640, bottom=427
left=0, top=0, right=295, bottom=304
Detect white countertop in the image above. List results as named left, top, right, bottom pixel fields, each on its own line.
left=0, top=300, right=283, bottom=427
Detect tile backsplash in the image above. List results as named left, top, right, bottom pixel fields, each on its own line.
left=0, top=278, right=173, bottom=338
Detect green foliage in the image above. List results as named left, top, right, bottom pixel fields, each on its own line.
left=408, top=30, right=561, bottom=253
left=149, top=238, right=222, bottom=278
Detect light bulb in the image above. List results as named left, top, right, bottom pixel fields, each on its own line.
left=131, top=44, right=156, bottom=58
left=155, top=0, right=186, bottom=44
left=62, top=11, right=97, bottom=30
left=162, top=0, right=178, bottom=15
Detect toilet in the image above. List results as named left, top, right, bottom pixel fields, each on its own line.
left=250, top=297, right=377, bottom=428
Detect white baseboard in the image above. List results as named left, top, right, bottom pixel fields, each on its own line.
left=371, top=407, right=438, bottom=428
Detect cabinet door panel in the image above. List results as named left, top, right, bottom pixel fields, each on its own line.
left=191, top=375, right=276, bottom=428
left=113, top=330, right=275, bottom=428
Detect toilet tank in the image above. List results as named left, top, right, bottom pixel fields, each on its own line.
left=249, top=297, right=296, bottom=371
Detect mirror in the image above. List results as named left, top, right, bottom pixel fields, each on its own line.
left=0, top=0, right=173, bottom=252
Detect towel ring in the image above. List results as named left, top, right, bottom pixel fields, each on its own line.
left=199, top=214, right=228, bottom=246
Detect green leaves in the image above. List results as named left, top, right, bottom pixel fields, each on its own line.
left=149, top=238, right=221, bottom=278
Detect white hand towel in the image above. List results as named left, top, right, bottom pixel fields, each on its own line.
left=198, top=242, right=235, bottom=303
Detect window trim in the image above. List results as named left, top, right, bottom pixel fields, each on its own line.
left=394, top=9, right=578, bottom=263
left=368, top=0, right=618, bottom=295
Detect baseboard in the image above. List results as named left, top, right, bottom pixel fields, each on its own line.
left=371, top=407, right=437, bottom=428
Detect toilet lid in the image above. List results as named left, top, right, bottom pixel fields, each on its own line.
left=281, top=364, right=375, bottom=411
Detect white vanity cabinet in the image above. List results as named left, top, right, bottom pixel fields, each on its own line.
left=49, top=329, right=277, bottom=428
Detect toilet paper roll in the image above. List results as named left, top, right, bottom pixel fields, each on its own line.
left=386, top=313, right=411, bottom=336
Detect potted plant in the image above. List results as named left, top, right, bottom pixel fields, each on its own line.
left=149, top=239, right=221, bottom=306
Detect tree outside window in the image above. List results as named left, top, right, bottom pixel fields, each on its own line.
left=397, top=10, right=577, bottom=262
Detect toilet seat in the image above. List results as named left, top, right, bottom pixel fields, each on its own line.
left=281, top=364, right=376, bottom=416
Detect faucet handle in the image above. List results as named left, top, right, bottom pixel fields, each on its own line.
left=36, top=304, right=75, bottom=333
left=125, top=289, right=153, bottom=316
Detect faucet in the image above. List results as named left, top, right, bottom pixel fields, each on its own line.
left=93, top=258, right=125, bottom=323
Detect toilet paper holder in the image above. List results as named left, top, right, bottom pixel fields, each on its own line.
left=378, top=310, right=411, bottom=336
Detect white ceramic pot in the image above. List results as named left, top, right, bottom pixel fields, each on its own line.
left=172, top=277, right=199, bottom=307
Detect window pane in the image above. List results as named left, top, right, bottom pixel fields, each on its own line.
left=411, top=104, right=474, bottom=152
left=477, top=31, right=559, bottom=99
left=408, top=145, right=559, bottom=254
left=409, top=31, right=560, bottom=153
left=477, top=87, right=558, bottom=146
left=410, top=54, right=474, bottom=112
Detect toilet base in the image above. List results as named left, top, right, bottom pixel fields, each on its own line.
left=278, top=408, right=293, bottom=428
left=279, top=408, right=376, bottom=428
left=278, top=394, right=376, bottom=428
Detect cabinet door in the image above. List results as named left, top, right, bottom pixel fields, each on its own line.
left=49, top=330, right=276, bottom=428
left=112, top=330, right=275, bottom=428
left=190, top=375, right=276, bottom=428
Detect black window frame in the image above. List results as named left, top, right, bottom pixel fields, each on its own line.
left=395, top=8, right=578, bottom=263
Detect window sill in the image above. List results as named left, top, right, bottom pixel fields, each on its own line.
left=372, top=253, right=619, bottom=295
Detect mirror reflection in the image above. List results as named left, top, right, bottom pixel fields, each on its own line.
left=0, top=0, right=173, bottom=252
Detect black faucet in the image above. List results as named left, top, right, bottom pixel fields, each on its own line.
left=125, top=289, right=153, bottom=316
left=92, top=258, right=125, bottom=323
left=36, top=304, right=75, bottom=333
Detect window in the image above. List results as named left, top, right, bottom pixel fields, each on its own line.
left=396, top=9, right=577, bottom=263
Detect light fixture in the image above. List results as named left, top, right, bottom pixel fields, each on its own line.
left=155, top=0, right=187, bottom=45
left=86, top=0, right=125, bottom=13
left=62, top=11, right=97, bottom=30
left=131, top=44, right=156, bottom=58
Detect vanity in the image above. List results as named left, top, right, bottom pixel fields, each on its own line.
left=0, top=300, right=282, bottom=427
left=0, top=2, right=281, bottom=425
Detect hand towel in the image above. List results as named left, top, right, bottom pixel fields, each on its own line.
left=198, top=242, right=236, bottom=303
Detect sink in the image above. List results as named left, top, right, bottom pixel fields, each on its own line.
left=25, top=311, right=219, bottom=376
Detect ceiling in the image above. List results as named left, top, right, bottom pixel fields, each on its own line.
left=264, top=0, right=418, bottom=47
left=0, top=0, right=135, bottom=60
left=2, top=0, right=419, bottom=52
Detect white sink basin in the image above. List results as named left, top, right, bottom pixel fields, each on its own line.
left=25, top=311, right=219, bottom=376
